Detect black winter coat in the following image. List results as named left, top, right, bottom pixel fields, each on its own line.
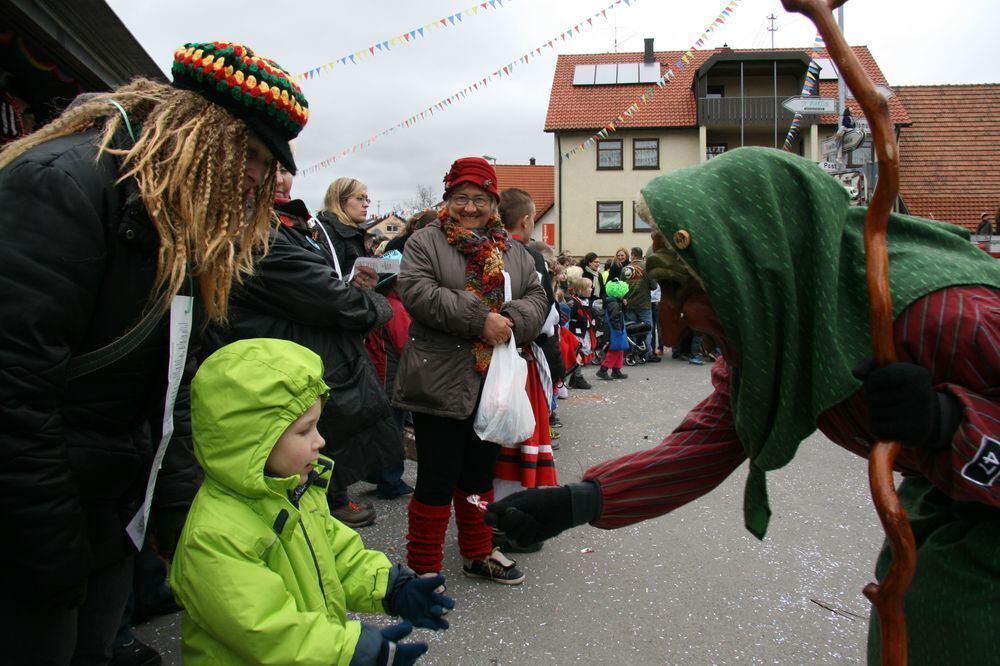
left=205, top=203, right=400, bottom=488
left=522, top=243, right=565, bottom=379
left=0, top=129, right=199, bottom=608
left=315, top=210, right=366, bottom=277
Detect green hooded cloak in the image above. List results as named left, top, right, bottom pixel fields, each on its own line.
left=640, top=147, right=1000, bottom=538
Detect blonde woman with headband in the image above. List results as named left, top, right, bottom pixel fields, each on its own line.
left=0, top=40, right=308, bottom=662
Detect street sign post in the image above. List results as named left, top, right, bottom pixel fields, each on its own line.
left=822, top=135, right=839, bottom=155
left=782, top=96, right=837, bottom=114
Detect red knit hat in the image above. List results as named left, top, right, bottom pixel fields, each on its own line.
left=443, top=157, right=499, bottom=201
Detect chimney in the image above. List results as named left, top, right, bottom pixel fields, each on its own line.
left=529, top=157, right=536, bottom=166
left=643, top=38, right=654, bottom=64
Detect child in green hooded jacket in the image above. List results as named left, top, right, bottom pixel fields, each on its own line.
left=170, top=338, right=454, bottom=665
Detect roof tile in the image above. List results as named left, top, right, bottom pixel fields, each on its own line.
left=494, top=164, right=555, bottom=222
left=896, top=84, right=1000, bottom=231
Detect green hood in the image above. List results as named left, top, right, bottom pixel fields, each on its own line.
left=641, top=146, right=1000, bottom=538
left=191, top=338, right=330, bottom=499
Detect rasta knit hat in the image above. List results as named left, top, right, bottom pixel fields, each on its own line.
left=443, top=156, right=499, bottom=201
left=171, top=41, right=308, bottom=174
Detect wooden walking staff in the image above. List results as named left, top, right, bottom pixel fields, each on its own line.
left=779, top=1, right=917, bottom=664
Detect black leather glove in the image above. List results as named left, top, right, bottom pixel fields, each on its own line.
left=377, top=622, right=428, bottom=666
left=852, top=359, right=961, bottom=450
left=484, top=482, right=602, bottom=546
left=383, top=569, right=454, bottom=631
left=150, top=506, right=189, bottom=558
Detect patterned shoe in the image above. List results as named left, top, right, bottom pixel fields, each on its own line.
left=462, top=548, right=525, bottom=585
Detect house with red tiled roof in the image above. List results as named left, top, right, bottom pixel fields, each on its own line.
left=494, top=160, right=555, bottom=243
left=896, top=84, right=1000, bottom=233
left=545, top=39, right=909, bottom=255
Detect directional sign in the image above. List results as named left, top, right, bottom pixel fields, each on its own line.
left=841, top=128, right=866, bottom=152
left=782, top=96, right=837, bottom=114
left=822, top=136, right=839, bottom=155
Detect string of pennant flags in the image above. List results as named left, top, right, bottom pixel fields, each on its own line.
left=560, top=0, right=742, bottom=162
left=300, top=0, right=640, bottom=176
left=294, top=0, right=517, bottom=82
left=782, top=33, right=824, bottom=150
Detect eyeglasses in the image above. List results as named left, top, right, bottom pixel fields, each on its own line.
left=351, top=195, right=371, bottom=204
left=451, top=195, right=492, bottom=208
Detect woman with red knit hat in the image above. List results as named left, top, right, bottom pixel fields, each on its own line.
left=393, top=156, right=549, bottom=584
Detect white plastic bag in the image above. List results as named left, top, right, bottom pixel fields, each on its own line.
left=474, top=336, right=535, bottom=445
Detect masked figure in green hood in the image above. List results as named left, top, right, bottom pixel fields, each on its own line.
left=487, top=148, right=1000, bottom=664
left=170, top=338, right=453, bottom=665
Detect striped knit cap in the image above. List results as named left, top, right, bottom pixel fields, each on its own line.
left=171, top=41, right=308, bottom=173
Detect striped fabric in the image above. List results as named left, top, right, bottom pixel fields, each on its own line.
left=585, top=285, right=1000, bottom=529
left=494, top=346, right=558, bottom=498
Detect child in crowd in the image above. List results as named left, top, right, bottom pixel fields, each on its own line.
left=596, top=279, right=629, bottom=380
left=549, top=287, right=570, bottom=437
left=171, top=338, right=453, bottom=665
left=549, top=261, right=569, bottom=296
left=567, top=277, right=596, bottom=389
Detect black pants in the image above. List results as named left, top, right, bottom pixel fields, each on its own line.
left=412, top=411, right=499, bottom=505
left=1, top=555, right=133, bottom=665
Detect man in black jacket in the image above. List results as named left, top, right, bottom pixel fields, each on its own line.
left=0, top=41, right=307, bottom=663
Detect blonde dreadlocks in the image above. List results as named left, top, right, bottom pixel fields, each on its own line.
left=0, top=78, right=276, bottom=323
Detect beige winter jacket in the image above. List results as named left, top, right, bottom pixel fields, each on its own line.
left=392, top=220, right=549, bottom=419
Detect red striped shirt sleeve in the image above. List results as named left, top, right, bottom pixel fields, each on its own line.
left=894, top=285, right=1000, bottom=507
left=583, top=358, right=746, bottom=529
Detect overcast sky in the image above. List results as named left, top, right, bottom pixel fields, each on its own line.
left=107, top=0, right=996, bottom=215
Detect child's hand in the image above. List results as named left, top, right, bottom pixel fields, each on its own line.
left=378, top=622, right=427, bottom=666
left=384, top=572, right=455, bottom=630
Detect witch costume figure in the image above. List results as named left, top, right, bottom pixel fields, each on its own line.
left=487, top=147, right=1000, bottom=664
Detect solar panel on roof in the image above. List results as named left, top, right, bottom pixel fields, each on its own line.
left=639, top=62, right=660, bottom=83
left=573, top=64, right=596, bottom=85
left=617, top=63, right=639, bottom=84
left=595, top=64, right=617, bottom=84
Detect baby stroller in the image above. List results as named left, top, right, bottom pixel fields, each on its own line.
left=592, top=321, right=652, bottom=367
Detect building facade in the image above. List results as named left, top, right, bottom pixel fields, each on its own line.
left=545, top=41, right=910, bottom=257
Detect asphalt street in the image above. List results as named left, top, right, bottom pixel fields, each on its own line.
left=137, top=356, right=885, bottom=664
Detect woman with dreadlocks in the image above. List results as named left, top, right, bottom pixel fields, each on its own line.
left=393, top=157, right=549, bottom=585
left=0, top=41, right=308, bottom=663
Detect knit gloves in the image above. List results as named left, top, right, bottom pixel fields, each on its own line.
left=852, top=360, right=961, bottom=450
left=382, top=567, right=454, bottom=630
left=485, top=481, right=603, bottom=546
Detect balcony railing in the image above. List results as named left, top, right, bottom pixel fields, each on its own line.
left=697, top=96, right=802, bottom=127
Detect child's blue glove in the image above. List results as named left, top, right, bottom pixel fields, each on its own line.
left=352, top=621, right=428, bottom=666
left=383, top=569, right=455, bottom=630
left=378, top=622, right=427, bottom=666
